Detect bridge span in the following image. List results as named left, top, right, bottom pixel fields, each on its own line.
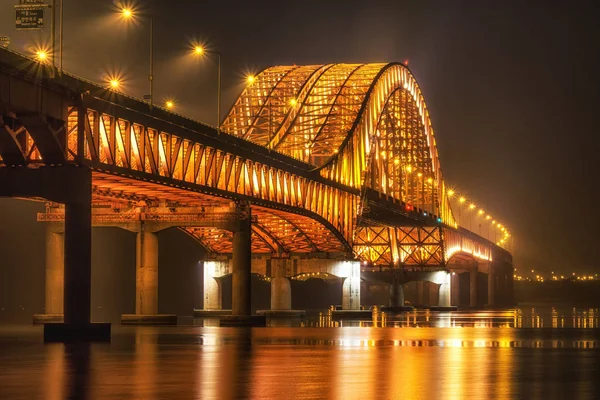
left=0, top=48, right=513, bottom=338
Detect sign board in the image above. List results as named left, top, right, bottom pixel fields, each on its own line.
left=15, top=5, right=45, bottom=30
left=0, top=36, right=9, bottom=48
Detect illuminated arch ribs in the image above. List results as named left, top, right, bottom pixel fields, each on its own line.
left=181, top=206, right=343, bottom=255
left=223, top=63, right=458, bottom=259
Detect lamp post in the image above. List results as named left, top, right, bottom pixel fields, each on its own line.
left=457, top=196, right=466, bottom=226
left=468, top=203, right=476, bottom=231
left=120, top=8, right=154, bottom=106
left=193, top=46, right=221, bottom=135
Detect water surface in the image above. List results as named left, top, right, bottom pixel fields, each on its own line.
left=0, top=308, right=599, bottom=399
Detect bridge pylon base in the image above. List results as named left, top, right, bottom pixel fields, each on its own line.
left=219, top=315, right=266, bottom=327
left=33, top=313, right=64, bottom=324
left=120, top=314, right=177, bottom=325
left=44, top=323, right=111, bottom=343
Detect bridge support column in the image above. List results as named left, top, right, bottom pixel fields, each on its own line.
left=451, top=272, right=460, bottom=306
left=122, top=225, right=176, bottom=325
left=33, top=225, right=64, bottom=324
left=488, top=264, right=496, bottom=307
left=0, top=165, right=109, bottom=340
left=439, top=272, right=451, bottom=307
left=45, top=182, right=111, bottom=342
left=231, top=207, right=252, bottom=317
left=416, top=281, right=425, bottom=306
left=470, top=268, right=478, bottom=307
left=270, top=259, right=292, bottom=310
left=222, top=204, right=265, bottom=326
left=203, top=260, right=230, bottom=310
left=389, top=272, right=404, bottom=308
left=340, top=261, right=361, bottom=310
left=136, top=231, right=158, bottom=315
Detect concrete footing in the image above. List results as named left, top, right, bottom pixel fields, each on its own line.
left=33, top=314, right=64, bottom=324
left=428, top=306, right=458, bottom=312
left=219, top=315, right=266, bottom=327
left=120, top=314, right=177, bottom=325
left=381, top=305, right=414, bottom=313
left=193, top=309, right=233, bottom=318
left=44, top=323, right=111, bottom=343
left=331, top=310, right=372, bottom=319
left=256, top=310, right=306, bottom=317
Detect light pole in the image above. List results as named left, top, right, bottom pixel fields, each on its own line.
left=467, top=203, right=476, bottom=231
left=477, top=209, right=484, bottom=235
left=120, top=8, right=154, bottom=106
left=193, top=45, right=221, bottom=135
left=457, top=195, right=466, bottom=226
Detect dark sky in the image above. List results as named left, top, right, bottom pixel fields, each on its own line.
left=1, top=0, right=599, bottom=301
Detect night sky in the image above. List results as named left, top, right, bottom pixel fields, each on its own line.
left=1, top=1, right=599, bottom=318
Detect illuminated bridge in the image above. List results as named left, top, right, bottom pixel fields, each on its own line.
left=0, top=48, right=513, bottom=336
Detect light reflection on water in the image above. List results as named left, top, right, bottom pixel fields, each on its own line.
left=292, top=307, right=600, bottom=329
left=0, top=308, right=598, bottom=399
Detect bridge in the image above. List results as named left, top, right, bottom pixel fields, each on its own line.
left=0, top=48, right=513, bottom=339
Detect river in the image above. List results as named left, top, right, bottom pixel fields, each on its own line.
left=0, top=307, right=598, bottom=399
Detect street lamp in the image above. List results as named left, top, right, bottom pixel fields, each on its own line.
left=192, top=44, right=221, bottom=135
left=120, top=7, right=154, bottom=106
left=468, top=203, right=476, bottom=231
left=165, top=99, right=175, bottom=110
left=34, top=49, right=49, bottom=63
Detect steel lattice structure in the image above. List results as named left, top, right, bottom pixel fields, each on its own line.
left=222, top=63, right=455, bottom=226
left=0, top=48, right=507, bottom=266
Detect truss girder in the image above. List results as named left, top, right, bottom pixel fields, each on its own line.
left=353, top=225, right=445, bottom=267
left=222, top=63, right=457, bottom=228
left=0, top=116, right=27, bottom=165
left=61, top=107, right=356, bottom=251
left=18, top=113, right=66, bottom=165
left=179, top=205, right=345, bottom=255
left=1, top=103, right=356, bottom=253
left=88, top=171, right=349, bottom=254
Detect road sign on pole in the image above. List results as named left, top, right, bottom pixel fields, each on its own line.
left=15, top=3, right=46, bottom=30
left=0, top=36, right=10, bottom=48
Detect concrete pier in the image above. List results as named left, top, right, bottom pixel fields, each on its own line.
left=439, top=272, right=451, bottom=307
left=337, top=260, right=361, bottom=310
left=33, top=225, right=65, bottom=324
left=121, top=227, right=176, bottom=325
left=232, top=218, right=251, bottom=316
left=221, top=204, right=265, bottom=326
left=270, top=258, right=292, bottom=310
left=470, top=268, right=478, bottom=307
left=416, top=281, right=425, bottom=306
left=203, top=259, right=230, bottom=310
left=451, top=272, right=460, bottom=306
left=488, top=263, right=496, bottom=307
left=45, top=175, right=110, bottom=342
left=136, top=231, right=158, bottom=315
left=389, top=273, right=404, bottom=307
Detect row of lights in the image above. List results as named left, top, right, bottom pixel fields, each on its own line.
left=32, top=46, right=180, bottom=109
left=446, top=188, right=511, bottom=246
left=516, top=269, right=599, bottom=282
left=31, top=5, right=240, bottom=113
left=103, top=42, right=211, bottom=110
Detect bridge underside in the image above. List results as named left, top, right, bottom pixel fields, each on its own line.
left=90, top=171, right=348, bottom=255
